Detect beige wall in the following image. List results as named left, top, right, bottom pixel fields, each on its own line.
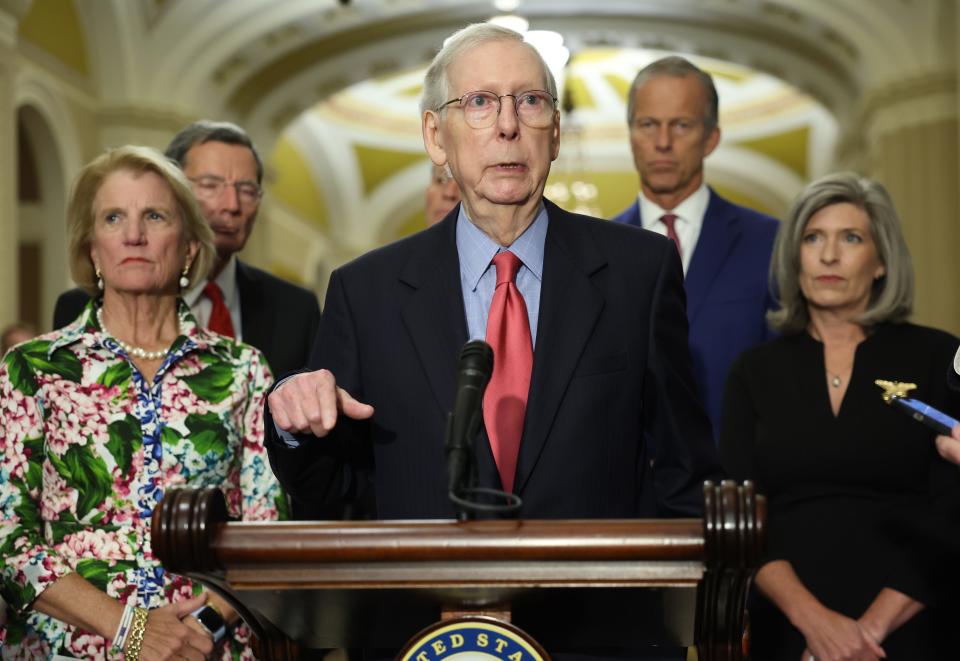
left=0, top=6, right=20, bottom=331
left=875, top=119, right=960, bottom=334
left=850, top=65, right=960, bottom=334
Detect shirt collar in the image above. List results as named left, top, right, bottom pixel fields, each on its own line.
left=456, top=202, right=548, bottom=291
left=638, top=182, right=710, bottom=229
left=48, top=297, right=234, bottom=360
left=48, top=299, right=99, bottom=356
left=184, top=254, right=238, bottom=307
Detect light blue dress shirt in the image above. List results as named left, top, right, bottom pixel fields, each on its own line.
left=278, top=205, right=549, bottom=447
left=457, top=203, right=547, bottom=346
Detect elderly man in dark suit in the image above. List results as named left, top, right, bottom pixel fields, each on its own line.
left=613, top=57, right=779, bottom=438
left=52, top=120, right=320, bottom=381
left=267, top=22, right=720, bottom=529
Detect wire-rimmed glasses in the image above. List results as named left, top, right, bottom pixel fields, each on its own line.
left=188, top=176, right=262, bottom=206
left=437, top=90, right=558, bottom=129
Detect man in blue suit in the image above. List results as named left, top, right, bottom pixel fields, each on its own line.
left=613, top=56, right=779, bottom=437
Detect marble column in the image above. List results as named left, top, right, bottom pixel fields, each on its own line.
left=0, top=4, right=23, bottom=330
left=858, top=71, right=960, bottom=335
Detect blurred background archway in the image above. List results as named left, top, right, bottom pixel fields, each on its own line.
left=1, top=0, right=956, bottom=333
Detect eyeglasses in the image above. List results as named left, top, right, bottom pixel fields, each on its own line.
left=437, top=90, right=558, bottom=129
left=188, top=176, right=262, bottom=205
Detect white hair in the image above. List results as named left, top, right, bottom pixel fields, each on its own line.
left=420, top=23, right=558, bottom=115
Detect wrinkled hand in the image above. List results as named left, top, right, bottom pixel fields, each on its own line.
left=268, top=369, right=374, bottom=438
left=181, top=610, right=214, bottom=645
left=137, top=593, right=214, bottom=660
left=798, top=605, right=885, bottom=661
left=935, top=423, right=960, bottom=465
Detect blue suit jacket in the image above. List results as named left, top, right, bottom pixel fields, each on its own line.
left=613, top=189, right=779, bottom=435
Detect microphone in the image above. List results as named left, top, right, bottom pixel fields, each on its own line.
left=446, top=340, right=493, bottom=500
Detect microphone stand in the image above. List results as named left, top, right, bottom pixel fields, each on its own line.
left=445, top=340, right=522, bottom=519
left=445, top=412, right=522, bottom=520
left=445, top=411, right=475, bottom=521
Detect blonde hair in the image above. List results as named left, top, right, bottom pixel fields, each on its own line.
left=768, top=172, right=913, bottom=333
left=67, top=145, right=215, bottom=295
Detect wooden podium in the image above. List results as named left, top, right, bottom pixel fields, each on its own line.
left=151, top=480, right=764, bottom=660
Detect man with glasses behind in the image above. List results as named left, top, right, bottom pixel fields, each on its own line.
left=53, top=120, right=321, bottom=382
left=267, top=23, right=718, bottom=535
left=425, top=163, right=462, bottom=226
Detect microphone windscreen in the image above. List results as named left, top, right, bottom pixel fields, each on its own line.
left=459, top=339, right=493, bottom=378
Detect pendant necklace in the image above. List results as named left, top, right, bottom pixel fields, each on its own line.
left=810, top=324, right=859, bottom=390
left=827, top=364, right=852, bottom=388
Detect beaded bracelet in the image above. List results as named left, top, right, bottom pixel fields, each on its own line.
left=124, top=607, right=149, bottom=660
left=110, top=604, right=136, bottom=652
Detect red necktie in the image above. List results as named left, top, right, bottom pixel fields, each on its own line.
left=661, top=213, right=682, bottom=258
left=483, top=251, right=533, bottom=493
left=203, top=281, right=235, bottom=338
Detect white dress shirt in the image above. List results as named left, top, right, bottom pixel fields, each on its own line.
left=638, top=182, right=710, bottom=274
left=183, top=254, right=243, bottom=340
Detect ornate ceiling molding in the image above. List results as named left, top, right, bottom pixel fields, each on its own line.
left=223, top=3, right=861, bottom=151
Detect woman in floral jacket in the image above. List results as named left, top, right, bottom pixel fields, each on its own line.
left=0, top=146, right=285, bottom=660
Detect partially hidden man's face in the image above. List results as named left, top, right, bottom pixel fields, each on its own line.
left=425, top=165, right=461, bottom=226
left=628, top=73, right=720, bottom=206
left=181, top=141, right=260, bottom=261
left=422, top=39, right=560, bottom=217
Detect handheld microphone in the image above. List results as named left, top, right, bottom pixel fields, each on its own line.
left=446, top=340, right=493, bottom=498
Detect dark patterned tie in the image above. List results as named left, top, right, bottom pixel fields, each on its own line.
left=661, top=213, right=682, bottom=258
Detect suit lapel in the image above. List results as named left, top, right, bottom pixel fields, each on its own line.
left=235, top=261, right=272, bottom=351
left=684, top=190, right=742, bottom=324
left=621, top=200, right=642, bottom=227
left=399, top=215, right=469, bottom=415
left=514, top=201, right=606, bottom=494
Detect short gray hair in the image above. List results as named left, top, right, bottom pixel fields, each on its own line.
left=420, top=23, right=558, bottom=115
left=164, top=120, right=264, bottom=184
left=626, top=56, right=718, bottom=131
left=768, top=172, right=913, bottom=334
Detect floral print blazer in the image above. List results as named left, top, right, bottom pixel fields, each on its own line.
left=0, top=301, right=286, bottom=659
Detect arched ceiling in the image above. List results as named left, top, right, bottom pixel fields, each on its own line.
left=267, top=45, right=836, bottom=242
left=75, top=0, right=954, bottom=150
left=11, top=0, right=957, bottom=295
left=31, top=0, right=945, bottom=247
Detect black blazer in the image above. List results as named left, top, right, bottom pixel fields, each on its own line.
left=51, top=261, right=321, bottom=379
left=268, top=200, right=721, bottom=520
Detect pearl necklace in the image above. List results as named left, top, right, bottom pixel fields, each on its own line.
left=97, top=306, right=180, bottom=361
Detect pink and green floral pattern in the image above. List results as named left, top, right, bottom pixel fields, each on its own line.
left=0, top=301, right=286, bottom=659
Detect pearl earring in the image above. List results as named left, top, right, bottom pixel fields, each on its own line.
left=96, top=267, right=104, bottom=291
left=179, top=262, right=190, bottom=289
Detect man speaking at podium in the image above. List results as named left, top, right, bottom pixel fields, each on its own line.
left=266, top=23, right=721, bottom=522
